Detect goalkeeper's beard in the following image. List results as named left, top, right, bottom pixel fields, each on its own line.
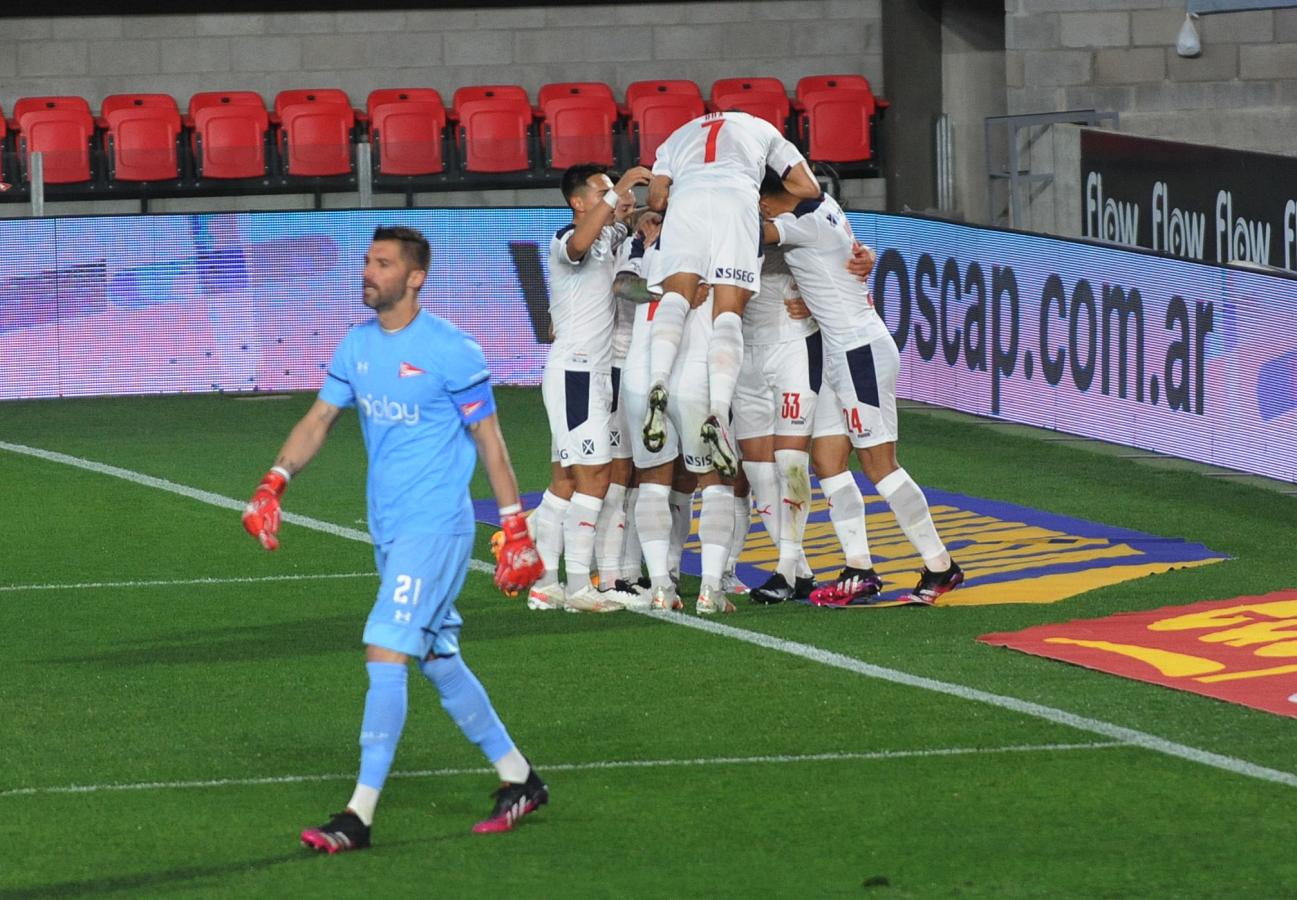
left=362, top=282, right=403, bottom=312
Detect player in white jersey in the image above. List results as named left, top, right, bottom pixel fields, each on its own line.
left=733, top=247, right=822, bottom=605
left=619, top=236, right=739, bottom=614
left=759, top=173, right=964, bottom=607
left=529, top=163, right=651, bottom=614
left=642, top=110, right=820, bottom=479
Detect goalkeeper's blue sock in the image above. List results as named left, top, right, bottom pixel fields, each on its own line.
left=421, top=655, right=517, bottom=769
left=349, top=661, right=408, bottom=826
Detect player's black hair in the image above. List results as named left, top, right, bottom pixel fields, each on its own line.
left=372, top=225, right=431, bottom=272
left=561, top=163, right=609, bottom=202
left=759, top=166, right=788, bottom=198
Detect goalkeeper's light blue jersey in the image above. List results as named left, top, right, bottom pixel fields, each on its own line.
left=318, top=309, right=496, bottom=545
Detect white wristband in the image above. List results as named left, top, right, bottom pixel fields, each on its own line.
left=499, top=503, right=522, bottom=517
left=270, top=465, right=292, bottom=481
left=602, top=189, right=619, bottom=209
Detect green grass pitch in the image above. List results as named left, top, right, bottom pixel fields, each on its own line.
left=1, top=387, right=1295, bottom=898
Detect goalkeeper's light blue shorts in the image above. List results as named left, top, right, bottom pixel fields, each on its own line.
left=363, top=531, right=473, bottom=659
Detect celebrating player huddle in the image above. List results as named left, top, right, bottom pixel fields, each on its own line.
left=530, top=109, right=965, bottom=614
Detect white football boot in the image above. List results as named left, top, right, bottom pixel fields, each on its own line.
left=695, top=583, right=736, bottom=615
left=563, top=584, right=626, bottom=613
left=527, top=582, right=566, bottom=611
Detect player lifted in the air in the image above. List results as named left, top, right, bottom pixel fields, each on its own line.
left=759, top=174, right=964, bottom=606
left=642, top=110, right=820, bottom=478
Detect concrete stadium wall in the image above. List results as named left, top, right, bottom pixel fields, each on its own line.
left=0, top=1, right=887, bottom=217
left=1006, top=0, right=1297, bottom=155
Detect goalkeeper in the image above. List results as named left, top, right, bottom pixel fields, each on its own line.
left=242, top=225, right=547, bottom=852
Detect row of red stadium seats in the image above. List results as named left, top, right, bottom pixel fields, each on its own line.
left=0, top=76, right=886, bottom=201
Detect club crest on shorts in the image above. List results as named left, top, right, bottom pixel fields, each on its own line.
left=581, top=439, right=595, bottom=455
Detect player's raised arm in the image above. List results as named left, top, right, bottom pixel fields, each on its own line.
left=566, top=166, right=652, bottom=262
left=781, top=160, right=821, bottom=199
left=647, top=174, right=672, bottom=212
left=242, top=399, right=342, bottom=550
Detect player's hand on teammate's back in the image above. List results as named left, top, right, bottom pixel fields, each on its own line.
left=847, top=241, right=877, bottom=281
left=242, top=469, right=288, bottom=551
left=494, top=511, right=544, bottom=595
left=784, top=296, right=813, bottom=320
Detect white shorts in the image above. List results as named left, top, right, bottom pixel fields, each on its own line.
left=621, top=321, right=678, bottom=471
left=812, top=334, right=900, bottom=449
left=609, top=363, right=633, bottom=460
left=651, top=188, right=762, bottom=294
left=542, top=360, right=613, bottom=467
left=733, top=330, right=823, bottom=441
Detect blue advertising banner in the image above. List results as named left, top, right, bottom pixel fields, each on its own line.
left=1, top=208, right=1293, bottom=482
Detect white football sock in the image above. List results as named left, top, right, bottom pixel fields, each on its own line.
left=594, top=482, right=627, bottom=585
left=668, top=488, right=694, bottom=581
left=635, top=482, right=673, bottom=587
left=620, top=486, right=643, bottom=581
left=743, top=460, right=780, bottom=551
left=775, top=448, right=812, bottom=581
left=532, top=489, right=569, bottom=588
left=698, top=484, right=735, bottom=590
left=876, top=468, right=951, bottom=571
left=347, top=784, right=380, bottom=827
left=649, top=291, right=690, bottom=387
left=493, top=746, right=530, bottom=784
left=707, top=311, right=744, bottom=421
left=727, top=490, right=751, bottom=572
left=820, top=470, right=872, bottom=569
left=563, top=492, right=604, bottom=591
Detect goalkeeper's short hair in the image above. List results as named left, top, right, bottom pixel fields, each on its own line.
left=373, top=225, right=431, bottom=272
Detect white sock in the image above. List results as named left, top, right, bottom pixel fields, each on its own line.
left=594, top=482, right=628, bottom=585
left=649, top=291, right=690, bottom=387
left=698, top=484, right=735, bottom=589
left=635, top=482, right=673, bottom=587
left=727, top=491, right=751, bottom=573
left=820, top=470, right=872, bottom=569
left=775, top=448, right=812, bottom=581
left=563, top=492, right=604, bottom=591
left=493, top=746, right=530, bottom=784
left=876, top=467, right=951, bottom=571
left=743, top=460, right=780, bottom=552
left=532, top=489, right=569, bottom=587
left=707, top=311, right=744, bottom=421
left=668, top=488, right=694, bottom=581
left=620, top=486, right=643, bottom=581
left=347, top=784, right=380, bottom=827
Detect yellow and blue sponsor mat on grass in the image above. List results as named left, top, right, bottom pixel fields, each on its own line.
left=475, top=473, right=1226, bottom=606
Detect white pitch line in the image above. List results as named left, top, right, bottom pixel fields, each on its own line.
left=0, top=742, right=1124, bottom=799
left=0, top=572, right=375, bottom=594
left=3, top=439, right=1295, bottom=790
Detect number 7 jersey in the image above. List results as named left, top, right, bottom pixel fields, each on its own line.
left=652, top=110, right=805, bottom=197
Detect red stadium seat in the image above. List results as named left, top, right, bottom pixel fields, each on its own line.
left=101, top=95, right=181, bottom=181
left=367, top=89, right=447, bottom=176
left=452, top=86, right=534, bottom=174
left=193, top=103, right=269, bottom=179
left=273, top=89, right=352, bottom=120
left=625, top=81, right=704, bottom=167
left=537, top=82, right=616, bottom=108
left=793, top=75, right=887, bottom=144
left=189, top=91, right=266, bottom=117
left=279, top=101, right=354, bottom=176
left=538, top=83, right=618, bottom=169
left=16, top=105, right=95, bottom=184
left=13, top=96, right=91, bottom=121
left=799, top=89, right=877, bottom=163
left=709, top=78, right=790, bottom=131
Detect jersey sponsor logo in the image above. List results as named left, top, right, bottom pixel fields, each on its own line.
left=357, top=393, right=421, bottom=426
left=399, top=361, right=426, bottom=378
left=713, top=266, right=756, bottom=284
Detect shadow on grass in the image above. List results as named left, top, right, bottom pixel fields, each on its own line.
left=0, top=836, right=446, bottom=899
left=39, top=615, right=361, bottom=666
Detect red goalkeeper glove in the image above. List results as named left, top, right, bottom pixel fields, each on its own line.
left=494, top=510, right=543, bottom=596
left=242, top=468, right=288, bottom=551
